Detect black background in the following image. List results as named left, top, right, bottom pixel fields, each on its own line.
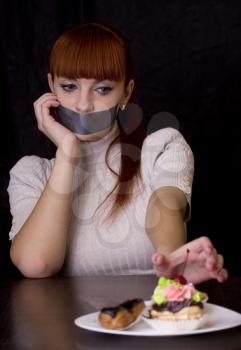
left=1, top=0, right=241, bottom=276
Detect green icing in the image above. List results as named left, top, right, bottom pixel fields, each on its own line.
left=192, top=291, right=202, bottom=302
left=152, top=276, right=180, bottom=305
left=152, top=293, right=166, bottom=304
left=157, top=276, right=181, bottom=288
left=151, top=285, right=166, bottom=304
left=151, top=276, right=205, bottom=305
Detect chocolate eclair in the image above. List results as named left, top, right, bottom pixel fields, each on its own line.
left=99, top=298, right=145, bottom=329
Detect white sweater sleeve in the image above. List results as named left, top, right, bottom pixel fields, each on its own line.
left=7, top=155, right=53, bottom=240
left=141, top=127, right=194, bottom=217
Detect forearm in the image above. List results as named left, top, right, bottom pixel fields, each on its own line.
left=145, top=186, right=187, bottom=254
left=10, top=155, right=76, bottom=278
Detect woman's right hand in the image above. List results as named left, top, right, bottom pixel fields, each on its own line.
left=152, top=236, right=228, bottom=284
left=33, top=93, right=80, bottom=162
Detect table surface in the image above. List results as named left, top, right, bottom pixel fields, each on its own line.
left=0, top=274, right=241, bottom=350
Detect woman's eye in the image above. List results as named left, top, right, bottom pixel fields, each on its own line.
left=60, top=84, right=77, bottom=92
left=95, top=87, right=112, bottom=95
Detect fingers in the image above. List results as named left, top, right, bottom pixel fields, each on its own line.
left=215, top=253, right=224, bottom=271
left=208, top=253, right=228, bottom=283
left=34, top=93, right=60, bottom=131
left=33, top=93, right=77, bottom=149
left=152, top=238, right=229, bottom=284
left=152, top=252, right=172, bottom=277
left=215, top=268, right=228, bottom=283
left=152, top=252, right=166, bottom=266
left=211, top=266, right=228, bottom=283
left=203, top=248, right=218, bottom=271
left=204, top=250, right=223, bottom=273
left=186, top=236, right=214, bottom=254
left=169, top=236, right=214, bottom=265
left=200, top=248, right=228, bottom=283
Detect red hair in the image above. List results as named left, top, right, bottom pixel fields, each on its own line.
left=49, top=22, right=132, bottom=84
left=49, top=22, right=146, bottom=221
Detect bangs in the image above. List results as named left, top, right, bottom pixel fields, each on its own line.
left=49, top=23, right=129, bottom=82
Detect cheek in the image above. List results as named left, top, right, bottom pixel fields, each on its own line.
left=92, top=91, right=123, bottom=111
left=105, top=89, right=125, bottom=106
left=93, top=99, right=112, bottom=112
left=56, top=94, right=72, bottom=106
left=53, top=87, right=74, bottom=107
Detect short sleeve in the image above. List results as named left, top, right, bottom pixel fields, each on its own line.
left=7, top=156, right=54, bottom=240
left=141, top=128, right=194, bottom=218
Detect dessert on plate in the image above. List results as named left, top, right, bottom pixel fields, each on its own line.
left=143, top=275, right=208, bottom=331
left=98, top=298, right=145, bottom=330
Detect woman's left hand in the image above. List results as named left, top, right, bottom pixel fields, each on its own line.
left=152, top=236, right=228, bottom=284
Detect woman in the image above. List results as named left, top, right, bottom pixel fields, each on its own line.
left=8, top=22, right=227, bottom=283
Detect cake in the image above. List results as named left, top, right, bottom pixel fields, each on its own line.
left=143, top=276, right=208, bottom=331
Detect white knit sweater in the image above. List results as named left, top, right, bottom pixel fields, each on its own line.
left=8, top=125, right=194, bottom=276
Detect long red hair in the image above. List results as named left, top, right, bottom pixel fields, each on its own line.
left=49, top=22, right=146, bottom=221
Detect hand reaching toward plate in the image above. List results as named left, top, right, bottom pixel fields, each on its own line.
left=152, top=236, right=228, bottom=284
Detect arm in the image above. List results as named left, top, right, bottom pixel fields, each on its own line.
left=10, top=93, right=80, bottom=278
left=143, top=129, right=227, bottom=283
left=10, top=149, right=77, bottom=278
left=145, top=185, right=188, bottom=255
left=145, top=186, right=228, bottom=284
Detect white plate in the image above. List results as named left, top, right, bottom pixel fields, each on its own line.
left=74, top=301, right=241, bottom=337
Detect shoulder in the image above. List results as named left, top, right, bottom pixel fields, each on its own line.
left=9, top=155, right=54, bottom=187
left=141, top=127, right=194, bottom=198
left=142, top=127, right=191, bottom=152
left=141, top=127, right=194, bottom=169
left=7, top=156, right=54, bottom=240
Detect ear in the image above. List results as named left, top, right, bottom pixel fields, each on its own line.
left=47, top=73, right=54, bottom=92
left=123, top=79, right=134, bottom=104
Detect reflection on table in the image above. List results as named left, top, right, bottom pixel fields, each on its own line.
left=0, top=274, right=241, bottom=350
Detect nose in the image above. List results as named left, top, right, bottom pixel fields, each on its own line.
left=75, top=91, right=94, bottom=113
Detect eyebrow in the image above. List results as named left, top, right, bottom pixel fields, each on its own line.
left=94, top=80, right=113, bottom=84
left=58, top=78, right=114, bottom=86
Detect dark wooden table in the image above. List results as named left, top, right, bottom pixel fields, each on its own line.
left=0, top=274, right=241, bottom=350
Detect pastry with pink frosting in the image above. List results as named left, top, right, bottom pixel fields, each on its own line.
left=143, top=276, right=208, bottom=331
left=150, top=276, right=208, bottom=320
